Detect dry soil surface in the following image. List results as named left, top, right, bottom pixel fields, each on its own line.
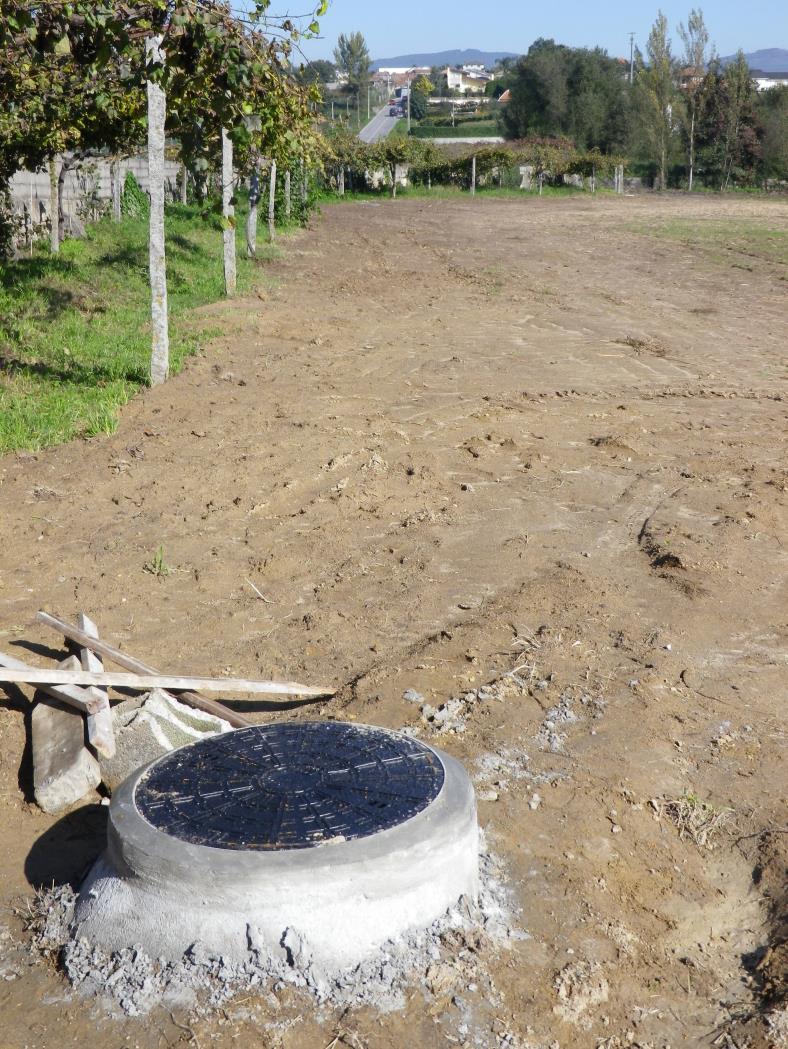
left=0, top=192, right=786, bottom=1049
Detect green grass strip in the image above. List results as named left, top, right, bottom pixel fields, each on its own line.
left=0, top=202, right=277, bottom=454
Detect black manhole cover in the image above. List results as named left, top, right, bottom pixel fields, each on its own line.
left=135, top=722, right=445, bottom=850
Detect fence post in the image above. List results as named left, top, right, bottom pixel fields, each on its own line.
left=470, top=154, right=476, bottom=196
left=246, top=164, right=259, bottom=258
left=146, top=35, right=169, bottom=387
left=268, top=159, right=277, bottom=242
left=48, top=158, right=59, bottom=253
left=221, top=127, right=236, bottom=296
left=284, top=169, right=291, bottom=220
left=111, top=159, right=122, bottom=221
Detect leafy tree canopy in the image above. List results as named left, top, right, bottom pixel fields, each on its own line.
left=501, top=38, right=630, bottom=152
left=333, top=31, right=370, bottom=99
left=297, top=59, right=336, bottom=86
left=0, top=1, right=326, bottom=183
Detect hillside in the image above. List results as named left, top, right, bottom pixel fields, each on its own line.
left=720, top=47, right=788, bottom=71
left=371, top=48, right=518, bottom=71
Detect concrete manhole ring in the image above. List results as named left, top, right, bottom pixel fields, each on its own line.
left=73, top=721, right=479, bottom=969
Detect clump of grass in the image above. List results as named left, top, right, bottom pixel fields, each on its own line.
left=0, top=199, right=277, bottom=455
left=651, top=792, right=734, bottom=849
left=143, top=545, right=170, bottom=577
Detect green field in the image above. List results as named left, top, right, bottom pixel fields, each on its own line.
left=410, top=122, right=501, bottom=138
left=0, top=203, right=277, bottom=454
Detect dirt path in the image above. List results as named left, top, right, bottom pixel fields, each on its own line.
left=0, top=192, right=786, bottom=1048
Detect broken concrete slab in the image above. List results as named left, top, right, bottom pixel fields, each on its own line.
left=32, top=697, right=101, bottom=815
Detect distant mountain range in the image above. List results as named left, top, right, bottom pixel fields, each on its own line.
left=371, top=49, right=518, bottom=71
left=370, top=46, right=788, bottom=75
left=720, top=48, right=788, bottom=71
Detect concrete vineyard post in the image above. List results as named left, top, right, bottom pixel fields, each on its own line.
left=111, top=159, right=122, bottom=221
left=470, top=155, right=476, bottom=196
left=268, top=159, right=277, bottom=242
left=180, top=161, right=188, bottom=205
left=48, top=158, right=59, bottom=253
left=221, top=128, right=236, bottom=296
left=284, top=169, right=291, bottom=219
left=246, top=164, right=259, bottom=258
left=146, top=35, right=169, bottom=387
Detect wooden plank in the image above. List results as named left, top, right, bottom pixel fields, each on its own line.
left=37, top=611, right=252, bottom=728
left=0, top=667, right=334, bottom=698
left=0, top=650, right=103, bottom=714
left=78, top=613, right=116, bottom=760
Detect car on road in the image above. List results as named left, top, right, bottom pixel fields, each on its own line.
left=389, top=106, right=401, bottom=116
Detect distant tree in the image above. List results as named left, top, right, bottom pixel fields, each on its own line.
left=501, top=39, right=629, bottom=152
left=409, top=76, right=433, bottom=122
left=333, top=31, right=371, bottom=102
left=494, top=56, right=518, bottom=74
left=755, top=85, right=788, bottom=181
left=503, top=39, right=568, bottom=139
left=719, top=52, right=761, bottom=187
left=695, top=56, right=761, bottom=186
left=634, top=11, right=678, bottom=188
left=298, top=59, right=336, bottom=86
left=678, top=8, right=714, bottom=190
left=565, top=48, right=631, bottom=151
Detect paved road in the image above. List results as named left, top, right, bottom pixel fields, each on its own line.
left=358, top=105, right=401, bottom=143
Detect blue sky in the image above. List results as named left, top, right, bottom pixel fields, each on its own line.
left=290, top=0, right=787, bottom=65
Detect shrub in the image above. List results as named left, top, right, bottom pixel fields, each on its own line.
left=121, top=171, right=149, bottom=218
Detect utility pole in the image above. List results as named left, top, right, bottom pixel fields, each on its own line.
left=628, top=32, right=635, bottom=84
left=407, top=79, right=411, bottom=132
left=367, top=82, right=371, bottom=120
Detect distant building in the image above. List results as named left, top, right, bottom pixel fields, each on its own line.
left=445, top=65, right=494, bottom=94
left=677, top=65, right=704, bottom=91
left=678, top=63, right=787, bottom=92
left=373, top=66, right=431, bottom=90
left=751, top=69, right=788, bottom=90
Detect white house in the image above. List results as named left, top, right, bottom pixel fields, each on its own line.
left=752, top=70, right=788, bottom=91
left=445, top=65, right=494, bottom=94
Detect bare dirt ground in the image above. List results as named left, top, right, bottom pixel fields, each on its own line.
left=0, top=192, right=786, bottom=1048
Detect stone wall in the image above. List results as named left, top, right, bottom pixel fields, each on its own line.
left=9, top=154, right=182, bottom=226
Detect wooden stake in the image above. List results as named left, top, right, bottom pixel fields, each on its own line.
left=37, top=611, right=253, bottom=728
left=0, top=668, right=332, bottom=697
left=0, top=650, right=103, bottom=714
left=78, top=613, right=116, bottom=759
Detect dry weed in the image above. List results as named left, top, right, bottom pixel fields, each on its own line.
left=650, top=792, right=734, bottom=849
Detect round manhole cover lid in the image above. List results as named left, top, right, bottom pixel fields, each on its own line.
left=134, top=721, right=445, bottom=851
